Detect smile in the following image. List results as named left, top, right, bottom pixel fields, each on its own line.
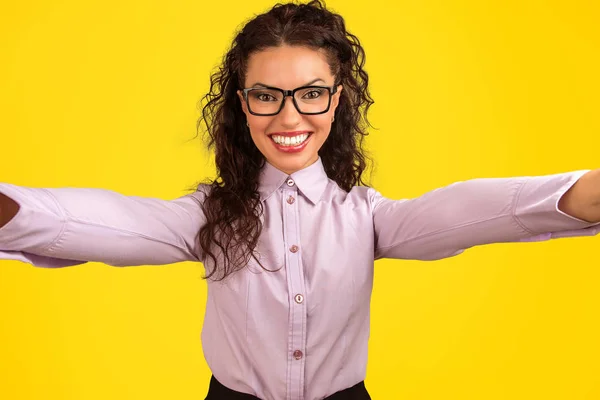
left=268, top=131, right=313, bottom=153
left=270, top=133, right=310, bottom=146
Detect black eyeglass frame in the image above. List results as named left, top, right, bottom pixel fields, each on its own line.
left=241, top=85, right=339, bottom=116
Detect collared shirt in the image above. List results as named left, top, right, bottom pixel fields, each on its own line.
left=1, top=158, right=599, bottom=400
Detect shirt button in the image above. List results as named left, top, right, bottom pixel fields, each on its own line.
left=293, top=350, right=303, bottom=360
left=286, top=195, right=295, bottom=204
left=294, top=294, right=304, bottom=304
left=289, top=245, right=299, bottom=253
left=286, top=178, right=295, bottom=187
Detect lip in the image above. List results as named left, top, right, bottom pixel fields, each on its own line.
left=269, top=132, right=313, bottom=153
left=268, top=130, right=312, bottom=138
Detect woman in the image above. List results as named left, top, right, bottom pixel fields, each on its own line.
left=1, top=1, right=599, bottom=399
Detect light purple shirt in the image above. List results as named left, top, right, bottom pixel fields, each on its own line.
left=1, top=158, right=599, bottom=400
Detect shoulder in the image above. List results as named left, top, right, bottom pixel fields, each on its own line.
left=195, top=182, right=212, bottom=198
left=174, top=182, right=213, bottom=210
left=324, top=180, right=381, bottom=209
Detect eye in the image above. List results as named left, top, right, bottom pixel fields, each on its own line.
left=252, top=92, right=278, bottom=102
left=302, top=89, right=324, bottom=99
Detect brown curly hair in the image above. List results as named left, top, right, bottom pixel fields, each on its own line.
left=191, top=0, right=374, bottom=280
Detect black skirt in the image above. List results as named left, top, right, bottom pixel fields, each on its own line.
left=205, top=375, right=371, bottom=399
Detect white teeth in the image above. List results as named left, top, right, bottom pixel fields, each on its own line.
left=271, top=133, right=309, bottom=146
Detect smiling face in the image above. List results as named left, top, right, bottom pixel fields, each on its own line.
left=237, top=45, right=343, bottom=175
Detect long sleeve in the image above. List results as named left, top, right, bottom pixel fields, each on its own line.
left=0, top=183, right=208, bottom=268
left=372, top=170, right=600, bottom=260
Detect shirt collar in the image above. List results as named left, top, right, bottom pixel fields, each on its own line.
left=258, top=157, right=329, bottom=205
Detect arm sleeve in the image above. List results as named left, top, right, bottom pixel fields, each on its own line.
left=0, top=183, right=208, bottom=268
left=372, top=170, right=600, bottom=261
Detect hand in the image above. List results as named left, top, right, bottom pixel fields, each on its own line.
left=558, top=169, right=600, bottom=223
left=0, top=192, right=21, bottom=228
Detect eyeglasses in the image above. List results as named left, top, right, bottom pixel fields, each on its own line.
left=241, top=85, right=338, bottom=116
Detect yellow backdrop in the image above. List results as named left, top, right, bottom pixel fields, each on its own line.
left=1, top=0, right=599, bottom=399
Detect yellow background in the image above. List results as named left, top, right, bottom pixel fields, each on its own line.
left=1, top=0, right=599, bottom=398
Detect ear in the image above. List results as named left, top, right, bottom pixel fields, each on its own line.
left=237, top=90, right=249, bottom=115
left=331, top=84, right=343, bottom=113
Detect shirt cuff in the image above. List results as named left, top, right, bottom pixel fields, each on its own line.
left=515, top=170, right=600, bottom=242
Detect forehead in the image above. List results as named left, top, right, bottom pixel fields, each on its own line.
left=244, top=45, right=334, bottom=88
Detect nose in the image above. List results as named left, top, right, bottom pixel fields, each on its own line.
left=277, top=96, right=302, bottom=126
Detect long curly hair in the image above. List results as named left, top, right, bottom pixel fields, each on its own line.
left=192, top=0, right=374, bottom=280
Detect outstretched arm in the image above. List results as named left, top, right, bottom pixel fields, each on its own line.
left=0, top=183, right=208, bottom=268
left=372, top=169, right=600, bottom=260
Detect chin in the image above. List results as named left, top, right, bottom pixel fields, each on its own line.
left=269, top=154, right=317, bottom=174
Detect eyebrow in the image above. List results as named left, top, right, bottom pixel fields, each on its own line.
left=248, top=78, right=326, bottom=88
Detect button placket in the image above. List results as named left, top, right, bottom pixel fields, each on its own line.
left=281, top=184, right=307, bottom=399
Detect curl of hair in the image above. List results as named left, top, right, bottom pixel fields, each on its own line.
left=193, top=0, right=374, bottom=281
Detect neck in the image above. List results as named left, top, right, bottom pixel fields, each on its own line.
left=269, top=157, right=319, bottom=175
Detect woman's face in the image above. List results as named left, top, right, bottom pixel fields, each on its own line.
left=238, top=45, right=342, bottom=175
